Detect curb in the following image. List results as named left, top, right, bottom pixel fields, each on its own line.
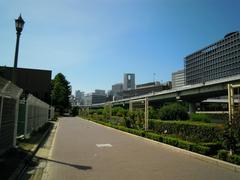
left=81, top=117, right=240, bottom=173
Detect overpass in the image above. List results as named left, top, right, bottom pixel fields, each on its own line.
left=80, top=75, right=240, bottom=130
left=88, top=74, right=240, bottom=111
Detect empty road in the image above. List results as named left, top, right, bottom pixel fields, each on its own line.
left=43, top=117, right=240, bottom=180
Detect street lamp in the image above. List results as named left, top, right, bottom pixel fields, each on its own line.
left=14, top=14, right=25, bottom=68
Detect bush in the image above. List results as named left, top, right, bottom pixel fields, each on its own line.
left=218, top=150, right=228, bottom=161
left=145, top=132, right=162, bottom=142
left=148, top=119, right=223, bottom=143
left=162, top=136, right=179, bottom=147
left=218, top=150, right=240, bottom=165
left=177, top=140, right=193, bottom=150
left=191, top=144, right=210, bottom=155
left=200, top=142, right=222, bottom=155
left=190, top=113, right=211, bottom=123
left=159, top=103, right=189, bottom=120
left=71, top=107, right=79, bottom=116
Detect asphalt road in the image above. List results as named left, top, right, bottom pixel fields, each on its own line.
left=44, top=117, right=240, bottom=180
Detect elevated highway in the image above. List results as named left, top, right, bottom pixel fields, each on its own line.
left=88, top=75, right=240, bottom=110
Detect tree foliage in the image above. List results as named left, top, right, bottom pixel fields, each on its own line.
left=51, top=73, right=71, bottom=114
left=159, top=103, right=189, bottom=120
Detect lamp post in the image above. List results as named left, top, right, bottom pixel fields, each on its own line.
left=14, top=14, right=25, bottom=68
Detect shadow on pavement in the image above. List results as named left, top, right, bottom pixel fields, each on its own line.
left=38, top=157, right=92, bottom=170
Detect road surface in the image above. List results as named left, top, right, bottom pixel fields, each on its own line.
left=43, top=117, right=240, bottom=180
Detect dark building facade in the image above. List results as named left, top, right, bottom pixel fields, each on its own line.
left=0, top=66, right=52, bottom=103
left=185, top=31, right=240, bottom=85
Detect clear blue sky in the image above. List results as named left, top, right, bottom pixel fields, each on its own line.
left=0, top=0, right=240, bottom=94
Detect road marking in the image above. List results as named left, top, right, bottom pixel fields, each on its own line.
left=96, top=144, right=112, bottom=148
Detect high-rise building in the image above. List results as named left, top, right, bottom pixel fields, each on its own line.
left=185, top=31, right=240, bottom=85
left=172, top=70, right=185, bottom=88
left=75, top=90, right=84, bottom=105
left=112, top=83, right=123, bottom=94
left=123, top=73, right=135, bottom=90
left=83, top=90, right=107, bottom=105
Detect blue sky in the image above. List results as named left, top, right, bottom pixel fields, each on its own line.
left=0, top=0, right=240, bottom=94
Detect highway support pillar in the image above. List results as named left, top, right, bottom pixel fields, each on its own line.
left=189, top=103, right=196, bottom=114
left=109, top=102, right=112, bottom=120
left=228, top=84, right=234, bottom=124
left=144, top=98, right=149, bottom=131
left=129, top=101, right=133, bottom=112
left=228, top=83, right=240, bottom=124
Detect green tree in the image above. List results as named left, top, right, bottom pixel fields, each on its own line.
left=159, top=103, right=189, bottom=120
left=51, top=73, right=71, bottom=114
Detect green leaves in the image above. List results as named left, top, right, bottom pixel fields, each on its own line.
left=51, top=73, right=71, bottom=114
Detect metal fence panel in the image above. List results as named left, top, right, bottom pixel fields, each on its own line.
left=0, top=76, right=22, bottom=155
left=25, top=94, right=49, bottom=137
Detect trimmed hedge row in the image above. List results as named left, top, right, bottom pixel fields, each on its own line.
left=145, top=132, right=211, bottom=155
left=218, top=150, right=240, bottom=165
left=148, top=119, right=223, bottom=142
left=88, top=118, right=211, bottom=156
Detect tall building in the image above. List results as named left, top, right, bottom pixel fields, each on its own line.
left=83, top=90, right=107, bottom=105
left=112, top=83, right=123, bottom=94
left=172, top=70, right=185, bottom=88
left=75, top=90, right=84, bottom=105
left=185, top=31, right=240, bottom=85
left=123, top=73, right=135, bottom=90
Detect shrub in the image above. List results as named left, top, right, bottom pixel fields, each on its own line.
left=200, top=142, right=222, bottom=155
left=191, top=144, right=210, bottom=155
left=149, top=106, right=159, bottom=119
left=162, top=136, right=179, bottom=146
left=190, top=113, right=211, bottom=123
left=218, top=150, right=228, bottom=161
left=159, top=103, right=189, bottom=120
left=177, top=140, right=193, bottom=150
left=145, top=132, right=162, bottom=142
left=148, top=119, right=223, bottom=143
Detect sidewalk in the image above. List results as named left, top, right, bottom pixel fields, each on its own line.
left=24, top=121, right=59, bottom=180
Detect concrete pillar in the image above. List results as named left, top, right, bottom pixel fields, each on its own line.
left=189, top=103, right=196, bottom=114
left=129, top=101, right=133, bottom=112
left=109, top=103, right=112, bottom=119
left=144, top=98, right=149, bottom=131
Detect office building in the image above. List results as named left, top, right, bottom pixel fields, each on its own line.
left=83, top=90, right=107, bottom=105
left=123, top=73, right=135, bottom=90
left=75, top=90, right=84, bottom=105
left=185, top=31, right=240, bottom=85
left=172, top=70, right=185, bottom=88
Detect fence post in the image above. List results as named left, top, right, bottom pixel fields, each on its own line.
left=13, top=97, right=20, bottom=147
left=0, top=97, right=4, bottom=131
left=24, top=97, right=29, bottom=138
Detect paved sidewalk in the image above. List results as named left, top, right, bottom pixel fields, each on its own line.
left=43, top=117, right=239, bottom=180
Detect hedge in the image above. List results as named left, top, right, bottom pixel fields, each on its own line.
left=148, top=119, right=223, bottom=143
left=218, top=150, right=240, bottom=165
left=81, top=114, right=224, bottom=143
left=83, top=118, right=212, bottom=156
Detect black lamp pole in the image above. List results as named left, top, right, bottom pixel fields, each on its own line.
left=14, top=14, right=25, bottom=68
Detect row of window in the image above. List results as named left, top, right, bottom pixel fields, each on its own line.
left=186, top=33, right=240, bottom=60
left=186, top=50, right=240, bottom=69
left=186, top=43, right=240, bottom=66
left=186, top=66, right=240, bottom=84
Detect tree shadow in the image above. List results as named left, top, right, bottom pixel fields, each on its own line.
left=38, top=157, right=92, bottom=170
